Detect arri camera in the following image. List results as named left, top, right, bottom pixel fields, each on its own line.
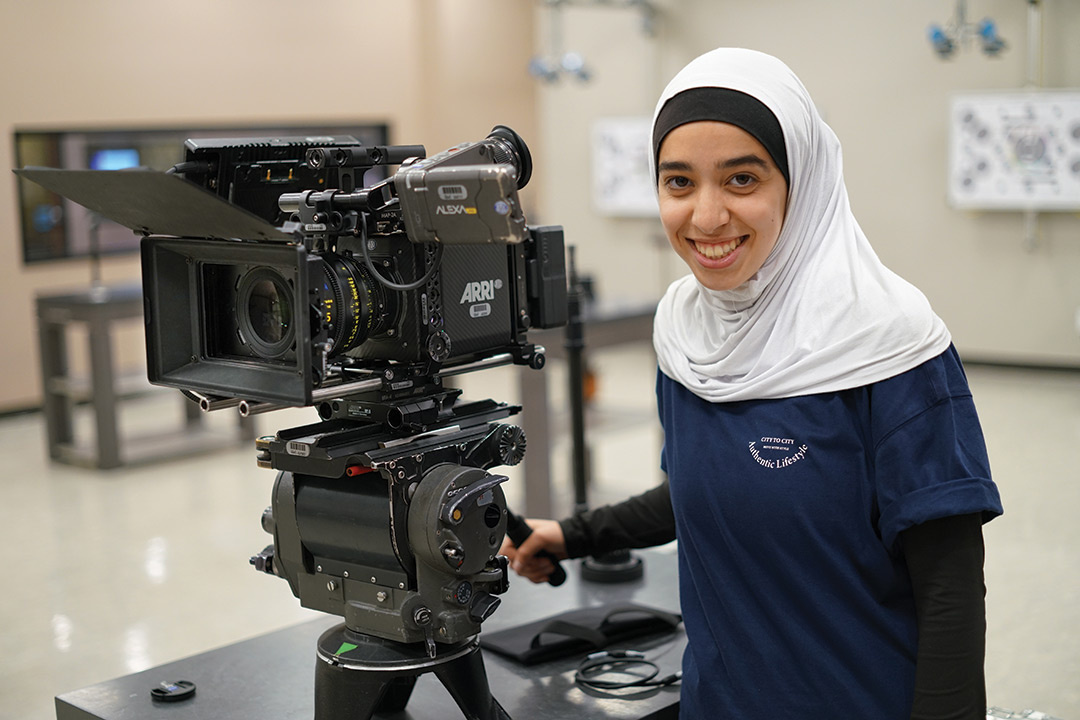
left=16, top=125, right=567, bottom=720
left=142, top=124, right=567, bottom=408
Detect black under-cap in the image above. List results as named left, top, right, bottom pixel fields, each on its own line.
left=653, top=87, right=789, bottom=185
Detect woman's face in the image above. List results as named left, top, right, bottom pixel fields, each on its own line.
left=657, top=121, right=788, bottom=292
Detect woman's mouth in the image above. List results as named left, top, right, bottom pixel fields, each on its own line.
left=692, top=236, right=747, bottom=260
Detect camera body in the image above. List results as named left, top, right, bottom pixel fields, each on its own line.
left=141, top=128, right=566, bottom=407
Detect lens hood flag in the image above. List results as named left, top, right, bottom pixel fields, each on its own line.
left=14, top=167, right=293, bottom=241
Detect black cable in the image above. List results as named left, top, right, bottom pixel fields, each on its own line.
left=574, top=650, right=682, bottom=692
left=358, top=224, right=442, bottom=291
left=165, top=161, right=209, bottom=176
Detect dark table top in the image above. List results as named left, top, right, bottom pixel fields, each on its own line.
left=56, top=548, right=683, bottom=720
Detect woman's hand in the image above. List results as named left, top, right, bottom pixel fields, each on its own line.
left=499, top=518, right=568, bottom=584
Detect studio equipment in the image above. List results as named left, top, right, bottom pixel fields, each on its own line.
left=17, top=125, right=568, bottom=720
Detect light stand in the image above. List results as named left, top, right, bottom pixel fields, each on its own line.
left=565, top=246, right=643, bottom=583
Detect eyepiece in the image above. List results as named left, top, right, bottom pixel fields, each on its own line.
left=484, top=125, right=533, bottom=189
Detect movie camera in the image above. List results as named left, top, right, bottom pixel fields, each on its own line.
left=16, top=124, right=567, bottom=720
left=143, top=125, right=566, bottom=410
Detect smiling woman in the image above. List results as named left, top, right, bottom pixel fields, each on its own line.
left=656, top=120, right=788, bottom=291
left=502, top=47, right=1003, bottom=720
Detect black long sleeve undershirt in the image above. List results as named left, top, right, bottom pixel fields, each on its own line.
left=559, top=483, right=988, bottom=718
left=558, top=479, right=675, bottom=559
left=901, top=512, right=988, bottom=720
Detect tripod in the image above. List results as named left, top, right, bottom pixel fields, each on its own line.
left=315, top=624, right=509, bottom=720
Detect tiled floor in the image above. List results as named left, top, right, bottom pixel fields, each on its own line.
left=0, top=347, right=1076, bottom=720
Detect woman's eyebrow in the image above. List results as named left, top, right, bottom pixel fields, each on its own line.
left=719, top=154, right=769, bottom=170
left=657, top=160, right=693, bottom=173
left=658, top=155, right=770, bottom=173
left=658, top=154, right=771, bottom=174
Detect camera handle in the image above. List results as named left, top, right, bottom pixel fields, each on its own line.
left=504, top=510, right=567, bottom=586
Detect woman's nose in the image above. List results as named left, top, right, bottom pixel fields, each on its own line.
left=691, top=188, right=730, bottom=235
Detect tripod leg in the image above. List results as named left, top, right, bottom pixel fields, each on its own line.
left=433, top=645, right=511, bottom=720
left=314, top=659, right=417, bottom=720
left=375, top=675, right=418, bottom=714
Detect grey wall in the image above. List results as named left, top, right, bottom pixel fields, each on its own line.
left=534, top=0, right=1080, bottom=366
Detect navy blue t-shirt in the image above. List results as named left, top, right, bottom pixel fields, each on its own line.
left=657, top=345, right=1002, bottom=718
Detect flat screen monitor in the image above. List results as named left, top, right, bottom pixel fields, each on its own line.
left=13, top=123, right=388, bottom=264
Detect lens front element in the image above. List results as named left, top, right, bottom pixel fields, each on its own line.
left=237, top=267, right=295, bottom=358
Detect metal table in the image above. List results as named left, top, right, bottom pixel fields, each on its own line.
left=36, top=284, right=254, bottom=469
left=55, top=549, right=683, bottom=720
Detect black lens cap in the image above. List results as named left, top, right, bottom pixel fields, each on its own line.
left=150, top=680, right=196, bottom=702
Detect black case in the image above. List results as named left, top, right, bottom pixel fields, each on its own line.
left=480, top=603, right=682, bottom=665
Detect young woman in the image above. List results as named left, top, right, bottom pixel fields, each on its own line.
left=503, top=48, right=1002, bottom=719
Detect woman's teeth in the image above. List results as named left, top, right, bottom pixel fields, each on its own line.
left=694, top=236, right=745, bottom=259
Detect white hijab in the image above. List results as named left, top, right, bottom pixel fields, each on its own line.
left=652, top=48, right=951, bottom=402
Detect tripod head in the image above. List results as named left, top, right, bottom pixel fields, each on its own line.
left=251, top=369, right=527, bottom=658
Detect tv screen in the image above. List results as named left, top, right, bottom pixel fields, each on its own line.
left=13, top=123, right=388, bottom=264
left=88, top=148, right=141, bottom=171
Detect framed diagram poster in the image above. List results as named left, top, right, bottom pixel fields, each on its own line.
left=949, top=91, right=1080, bottom=211
left=592, top=117, right=659, bottom=217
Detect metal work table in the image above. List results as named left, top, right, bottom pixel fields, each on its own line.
left=55, top=548, right=682, bottom=720
left=36, top=284, right=254, bottom=469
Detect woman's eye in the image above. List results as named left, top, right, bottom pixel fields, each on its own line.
left=730, top=173, right=757, bottom=188
left=663, top=176, right=692, bottom=191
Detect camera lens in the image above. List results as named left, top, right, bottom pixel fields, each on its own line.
left=249, top=279, right=291, bottom=342
left=237, top=268, right=295, bottom=359
left=319, top=253, right=395, bottom=356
